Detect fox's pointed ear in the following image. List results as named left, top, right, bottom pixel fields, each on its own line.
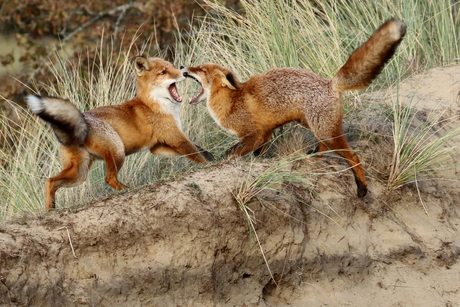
left=134, top=56, right=151, bottom=76
left=217, top=71, right=237, bottom=90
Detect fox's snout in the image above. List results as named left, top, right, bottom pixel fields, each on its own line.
left=181, top=65, right=189, bottom=78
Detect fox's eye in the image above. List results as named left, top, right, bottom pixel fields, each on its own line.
left=159, top=70, right=167, bottom=75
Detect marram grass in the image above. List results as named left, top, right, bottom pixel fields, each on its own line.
left=388, top=92, right=460, bottom=189
left=1, top=0, right=460, bottom=220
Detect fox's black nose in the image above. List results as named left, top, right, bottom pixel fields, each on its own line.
left=183, top=71, right=189, bottom=77
left=180, top=65, right=185, bottom=69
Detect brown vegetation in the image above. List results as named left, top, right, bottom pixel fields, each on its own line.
left=0, top=0, right=241, bottom=103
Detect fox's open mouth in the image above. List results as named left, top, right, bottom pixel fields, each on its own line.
left=168, top=83, right=182, bottom=103
left=185, top=74, right=204, bottom=104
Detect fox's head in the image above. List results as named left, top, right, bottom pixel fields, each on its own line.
left=181, top=63, right=239, bottom=105
left=134, top=56, right=185, bottom=104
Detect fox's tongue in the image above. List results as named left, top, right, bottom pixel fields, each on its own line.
left=189, top=87, right=204, bottom=104
left=168, top=83, right=182, bottom=102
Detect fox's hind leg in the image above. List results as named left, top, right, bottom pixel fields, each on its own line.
left=102, top=152, right=128, bottom=190
left=307, top=142, right=328, bottom=158
left=321, top=134, right=367, bottom=198
left=87, top=137, right=128, bottom=190
left=84, top=116, right=128, bottom=190
left=46, top=147, right=91, bottom=211
left=301, top=116, right=367, bottom=197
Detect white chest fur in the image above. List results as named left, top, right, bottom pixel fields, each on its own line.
left=150, top=89, right=183, bottom=131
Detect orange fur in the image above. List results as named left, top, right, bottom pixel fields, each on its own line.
left=28, top=57, right=212, bottom=211
left=183, top=18, right=406, bottom=198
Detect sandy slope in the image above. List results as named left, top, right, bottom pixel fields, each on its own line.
left=1, top=65, right=460, bottom=306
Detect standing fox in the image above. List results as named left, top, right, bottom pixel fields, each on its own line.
left=27, top=57, right=213, bottom=211
left=182, top=18, right=406, bottom=198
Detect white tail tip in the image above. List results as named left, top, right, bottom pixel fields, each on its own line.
left=26, top=95, right=44, bottom=114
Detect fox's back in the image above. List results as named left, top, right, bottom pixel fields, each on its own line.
left=248, top=68, right=335, bottom=105
left=245, top=68, right=340, bottom=127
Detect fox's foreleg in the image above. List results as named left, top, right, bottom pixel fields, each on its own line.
left=194, top=144, right=215, bottom=162
left=227, top=130, right=273, bottom=158
left=153, top=133, right=212, bottom=164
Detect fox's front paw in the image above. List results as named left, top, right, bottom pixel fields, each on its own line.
left=195, top=145, right=215, bottom=162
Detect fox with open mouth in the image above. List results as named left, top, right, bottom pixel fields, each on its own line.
left=27, top=57, right=213, bottom=211
left=182, top=18, right=406, bottom=198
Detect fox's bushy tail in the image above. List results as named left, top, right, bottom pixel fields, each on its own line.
left=332, top=18, right=406, bottom=92
left=26, top=95, right=88, bottom=147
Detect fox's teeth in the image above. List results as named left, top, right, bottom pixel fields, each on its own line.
left=168, top=83, right=182, bottom=102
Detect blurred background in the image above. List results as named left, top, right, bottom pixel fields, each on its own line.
left=0, top=0, right=241, bottom=104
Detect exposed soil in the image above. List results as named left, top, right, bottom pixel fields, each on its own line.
left=1, top=65, right=460, bottom=306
